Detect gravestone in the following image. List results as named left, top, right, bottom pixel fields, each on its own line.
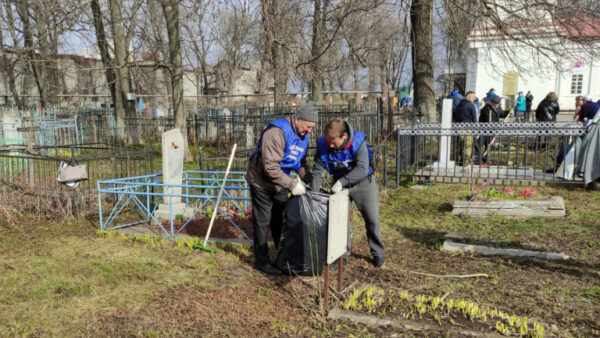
left=154, top=129, right=194, bottom=221
left=431, top=99, right=454, bottom=172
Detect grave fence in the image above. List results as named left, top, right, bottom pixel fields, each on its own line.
left=395, top=122, right=589, bottom=185
left=0, top=144, right=153, bottom=217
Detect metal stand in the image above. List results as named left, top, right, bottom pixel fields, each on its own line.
left=323, top=256, right=344, bottom=313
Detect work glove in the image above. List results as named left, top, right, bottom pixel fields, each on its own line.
left=331, top=180, right=343, bottom=194
left=291, top=181, right=306, bottom=196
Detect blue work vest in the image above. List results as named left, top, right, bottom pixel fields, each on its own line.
left=316, top=131, right=373, bottom=180
left=250, top=118, right=309, bottom=176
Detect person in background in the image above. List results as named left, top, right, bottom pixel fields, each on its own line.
left=446, top=87, right=464, bottom=113
left=311, top=119, right=385, bottom=268
left=535, top=92, right=560, bottom=122
left=245, top=102, right=318, bottom=275
left=515, top=91, right=527, bottom=122
left=525, top=91, right=534, bottom=122
left=573, top=95, right=584, bottom=121
left=580, top=95, right=600, bottom=122
left=485, top=88, right=497, bottom=103
left=453, top=91, right=479, bottom=165
left=474, top=96, right=481, bottom=121
left=477, top=95, right=508, bottom=163
left=479, top=95, right=507, bottom=123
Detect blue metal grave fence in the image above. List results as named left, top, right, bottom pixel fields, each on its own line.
left=97, top=170, right=252, bottom=241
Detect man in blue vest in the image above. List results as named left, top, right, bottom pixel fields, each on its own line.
left=311, top=119, right=385, bottom=268
left=246, top=101, right=318, bottom=275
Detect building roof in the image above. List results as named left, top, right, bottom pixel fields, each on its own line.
left=467, top=16, right=600, bottom=40
left=559, top=17, right=600, bottom=39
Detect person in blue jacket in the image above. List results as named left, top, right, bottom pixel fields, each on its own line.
left=246, top=101, right=318, bottom=275
left=515, top=91, right=527, bottom=122
left=311, top=119, right=385, bottom=268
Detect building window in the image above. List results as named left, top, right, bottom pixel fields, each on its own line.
left=570, top=74, right=583, bottom=94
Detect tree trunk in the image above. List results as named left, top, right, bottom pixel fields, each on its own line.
left=109, top=0, right=137, bottom=144
left=2, top=57, right=23, bottom=108
left=410, top=0, right=436, bottom=122
left=33, top=1, right=58, bottom=106
left=17, top=0, right=48, bottom=108
left=309, top=0, right=323, bottom=102
left=352, top=56, right=359, bottom=91
left=159, top=0, right=192, bottom=161
left=0, top=29, right=22, bottom=108
left=1, top=3, right=23, bottom=107
left=90, top=0, right=116, bottom=106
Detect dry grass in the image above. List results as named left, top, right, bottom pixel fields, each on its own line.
left=1, top=181, right=599, bottom=336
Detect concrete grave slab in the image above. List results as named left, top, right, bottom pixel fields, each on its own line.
left=452, top=196, right=565, bottom=218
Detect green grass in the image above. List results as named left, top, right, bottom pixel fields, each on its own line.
left=379, top=182, right=600, bottom=250
left=0, top=221, right=240, bottom=336
left=583, top=286, right=600, bottom=297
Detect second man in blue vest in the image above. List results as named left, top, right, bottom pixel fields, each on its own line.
left=246, top=102, right=318, bottom=275
left=311, top=119, right=385, bottom=267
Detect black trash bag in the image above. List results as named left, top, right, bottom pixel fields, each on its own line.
left=276, top=191, right=329, bottom=276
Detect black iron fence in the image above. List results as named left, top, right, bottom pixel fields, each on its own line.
left=0, top=144, right=153, bottom=216
left=117, top=103, right=386, bottom=151
left=196, top=134, right=404, bottom=191
left=395, top=122, right=588, bottom=184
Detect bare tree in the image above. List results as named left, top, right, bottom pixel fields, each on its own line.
left=439, top=0, right=600, bottom=83
left=109, top=0, right=139, bottom=143
left=90, top=0, right=116, bottom=107
left=259, top=0, right=302, bottom=106
left=181, top=0, right=215, bottom=104
left=213, top=0, right=255, bottom=95
left=90, top=0, right=141, bottom=143
left=15, top=0, right=49, bottom=107
left=157, top=0, right=192, bottom=160
left=411, top=0, right=436, bottom=122
left=0, top=1, right=25, bottom=107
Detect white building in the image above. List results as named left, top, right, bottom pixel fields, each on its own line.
left=463, top=17, right=600, bottom=111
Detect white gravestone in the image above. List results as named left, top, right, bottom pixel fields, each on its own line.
left=431, top=99, right=455, bottom=171
left=327, top=189, right=350, bottom=264
left=154, top=129, right=194, bottom=221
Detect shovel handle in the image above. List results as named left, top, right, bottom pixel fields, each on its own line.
left=202, top=143, right=237, bottom=247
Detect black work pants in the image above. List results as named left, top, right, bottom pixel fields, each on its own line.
left=250, top=185, right=289, bottom=266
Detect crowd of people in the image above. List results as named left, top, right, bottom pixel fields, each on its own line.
left=447, top=87, right=599, bottom=125
left=444, top=87, right=600, bottom=166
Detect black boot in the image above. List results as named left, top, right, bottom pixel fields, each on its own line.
left=254, top=263, right=282, bottom=275
left=373, top=256, right=385, bottom=268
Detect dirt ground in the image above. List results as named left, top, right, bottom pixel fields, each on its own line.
left=157, top=216, right=255, bottom=240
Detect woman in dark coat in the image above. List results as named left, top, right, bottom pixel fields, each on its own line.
left=525, top=91, right=534, bottom=122
left=535, top=92, right=564, bottom=168
left=535, top=92, right=560, bottom=122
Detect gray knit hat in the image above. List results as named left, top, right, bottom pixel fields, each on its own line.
left=296, top=101, right=319, bottom=123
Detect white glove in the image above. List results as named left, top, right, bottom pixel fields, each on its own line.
left=291, top=181, right=306, bottom=196
left=331, top=181, right=343, bottom=194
